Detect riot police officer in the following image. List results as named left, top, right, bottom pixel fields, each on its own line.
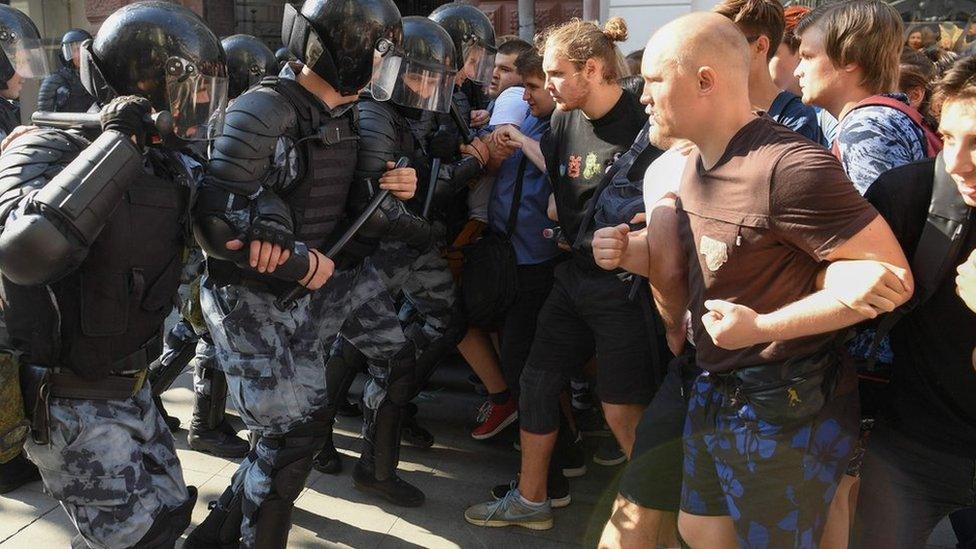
left=148, top=33, right=280, bottom=459
left=0, top=2, right=47, bottom=496
left=36, top=28, right=96, bottom=113
left=223, top=34, right=277, bottom=100
left=184, top=1, right=415, bottom=547
left=310, top=16, right=462, bottom=507
left=0, top=3, right=228, bottom=547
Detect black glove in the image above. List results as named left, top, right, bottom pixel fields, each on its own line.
left=100, top=95, right=152, bottom=145
left=428, top=126, right=460, bottom=160
left=249, top=190, right=295, bottom=253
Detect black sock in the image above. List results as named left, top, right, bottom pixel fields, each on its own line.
left=490, top=389, right=511, bottom=405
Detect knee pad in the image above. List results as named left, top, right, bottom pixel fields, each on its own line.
left=518, top=367, right=566, bottom=434
left=258, top=417, right=331, bottom=502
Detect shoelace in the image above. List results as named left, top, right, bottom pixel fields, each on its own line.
left=483, top=481, right=520, bottom=523
left=475, top=400, right=493, bottom=423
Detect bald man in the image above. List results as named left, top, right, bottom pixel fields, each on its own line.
left=597, top=13, right=914, bottom=547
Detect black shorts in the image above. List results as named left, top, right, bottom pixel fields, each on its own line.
left=619, top=352, right=700, bottom=511
left=524, top=258, right=656, bottom=405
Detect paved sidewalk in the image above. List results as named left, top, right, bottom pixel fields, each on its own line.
left=0, top=362, right=961, bottom=548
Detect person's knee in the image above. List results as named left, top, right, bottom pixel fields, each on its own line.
left=603, top=403, right=643, bottom=432
left=600, top=496, right=664, bottom=549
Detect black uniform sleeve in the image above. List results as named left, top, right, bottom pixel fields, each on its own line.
left=36, top=72, right=67, bottom=113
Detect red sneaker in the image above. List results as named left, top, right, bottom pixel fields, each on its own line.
left=471, top=398, right=518, bottom=440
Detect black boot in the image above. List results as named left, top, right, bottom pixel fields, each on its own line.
left=184, top=484, right=244, bottom=549
left=312, top=432, right=342, bottom=475
left=401, top=403, right=434, bottom=448
left=123, top=486, right=197, bottom=548
left=354, top=402, right=425, bottom=507
left=0, top=452, right=40, bottom=494
left=187, top=366, right=249, bottom=458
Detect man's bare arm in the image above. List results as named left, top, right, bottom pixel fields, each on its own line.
left=703, top=215, right=914, bottom=349
left=646, top=195, right=690, bottom=352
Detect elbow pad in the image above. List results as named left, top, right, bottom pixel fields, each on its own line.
left=446, top=156, right=483, bottom=193
left=0, top=131, right=142, bottom=286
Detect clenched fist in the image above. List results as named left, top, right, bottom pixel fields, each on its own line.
left=592, top=223, right=630, bottom=271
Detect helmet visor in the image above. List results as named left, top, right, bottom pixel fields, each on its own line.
left=164, top=60, right=228, bottom=141
left=463, top=43, right=494, bottom=85
left=382, top=57, right=456, bottom=113
left=61, top=42, right=83, bottom=65
left=0, top=32, right=48, bottom=79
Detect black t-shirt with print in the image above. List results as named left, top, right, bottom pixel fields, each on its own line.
left=865, top=159, right=976, bottom=458
left=540, top=90, right=646, bottom=254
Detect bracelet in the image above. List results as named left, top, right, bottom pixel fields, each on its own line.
left=302, top=251, right=319, bottom=288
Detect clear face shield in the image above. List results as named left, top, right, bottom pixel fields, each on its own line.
left=62, top=41, right=83, bottom=66
left=164, top=57, right=228, bottom=141
left=0, top=27, right=48, bottom=79
left=462, top=41, right=495, bottom=85
left=372, top=52, right=456, bottom=113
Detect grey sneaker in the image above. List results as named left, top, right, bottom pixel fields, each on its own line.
left=593, top=437, right=626, bottom=466
left=464, top=486, right=554, bottom=530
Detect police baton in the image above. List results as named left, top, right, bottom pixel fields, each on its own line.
left=31, top=110, right=175, bottom=136
left=273, top=156, right=411, bottom=311
left=450, top=102, right=473, bottom=145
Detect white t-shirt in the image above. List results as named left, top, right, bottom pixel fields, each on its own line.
left=488, top=86, right=529, bottom=127
left=642, top=145, right=692, bottom=214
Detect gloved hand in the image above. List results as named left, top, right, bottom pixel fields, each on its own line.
left=247, top=190, right=295, bottom=273
left=428, top=126, right=460, bottom=160
left=100, top=95, right=152, bottom=146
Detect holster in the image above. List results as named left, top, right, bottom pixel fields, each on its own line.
left=19, top=364, right=51, bottom=446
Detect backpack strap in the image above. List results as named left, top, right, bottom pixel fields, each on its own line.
left=869, top=152, right=973, bottom=356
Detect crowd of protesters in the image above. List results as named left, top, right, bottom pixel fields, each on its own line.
left=0, top=0, right=974, bottom=548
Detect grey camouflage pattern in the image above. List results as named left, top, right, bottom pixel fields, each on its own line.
left=24, top=384, right=188, bottom=549
left=201, top=260, right=391, bottom=547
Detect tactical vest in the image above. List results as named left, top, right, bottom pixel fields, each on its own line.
left=4, top=150, right=188, bottom=380
left=265, top=77, right=359, bottom=250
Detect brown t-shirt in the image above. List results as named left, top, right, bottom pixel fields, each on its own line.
left=677, top=116, right=878, bottom=372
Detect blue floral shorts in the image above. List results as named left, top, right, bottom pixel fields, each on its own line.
left=680, top=362, right=859, bottom=548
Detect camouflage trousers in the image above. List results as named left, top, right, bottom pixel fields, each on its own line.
left=24, top=384, right=189, bottom=549
left=340, top=239, right=457, bottom=437
left=157, top=317, right=219, bottom=396
left=201, top=259, right=394, bottom=547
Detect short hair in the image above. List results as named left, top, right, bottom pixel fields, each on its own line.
left=782, top=5, right=810, bottom=54
left=795, top=0, right=903, bottom=94
left=497, top=38, right=533, bottom=57
left=932, top=54, right=976, bottom=115
left=899, top=49, right=938, bottom=117
left=537, top=17, right=629, bottom=83
left=713, top=0, right=786, bottom=61
left=496, top=34, right=520, bottom=47
left=514, top=49, right=544, bottom=81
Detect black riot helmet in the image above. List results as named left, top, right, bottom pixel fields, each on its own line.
left=281, top=0, right=403, bottom=97
left=222, top=34, right=277, bottom=99
left=60, top=28, right=92, bottom=67
left=275, top=46, right=294, bottom=66
left=372, top=17, right=457, bottom=114
left=0, top=5, right=48, bottom=90
left=429, top=3, right=496, bottom=85
left=80, top=1, right=228, bottom=142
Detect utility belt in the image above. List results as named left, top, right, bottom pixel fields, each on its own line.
left=18, top=335, right=159, bottom=447
left=704, top=343, right=852, bottom=426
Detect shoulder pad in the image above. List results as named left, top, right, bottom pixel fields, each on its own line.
left=0, top=128, right=88, bottom=198
left=208, top=86, right=297, bottom=196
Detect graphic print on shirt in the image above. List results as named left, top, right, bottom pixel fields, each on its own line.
left=700, top=234, right=728, bottom=272
left=567, top=154, right=582, bottom=178
left=583, top=152, right=600, bottom=179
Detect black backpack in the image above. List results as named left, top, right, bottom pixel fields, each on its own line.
left=859, top=153, right=974, bottom=411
